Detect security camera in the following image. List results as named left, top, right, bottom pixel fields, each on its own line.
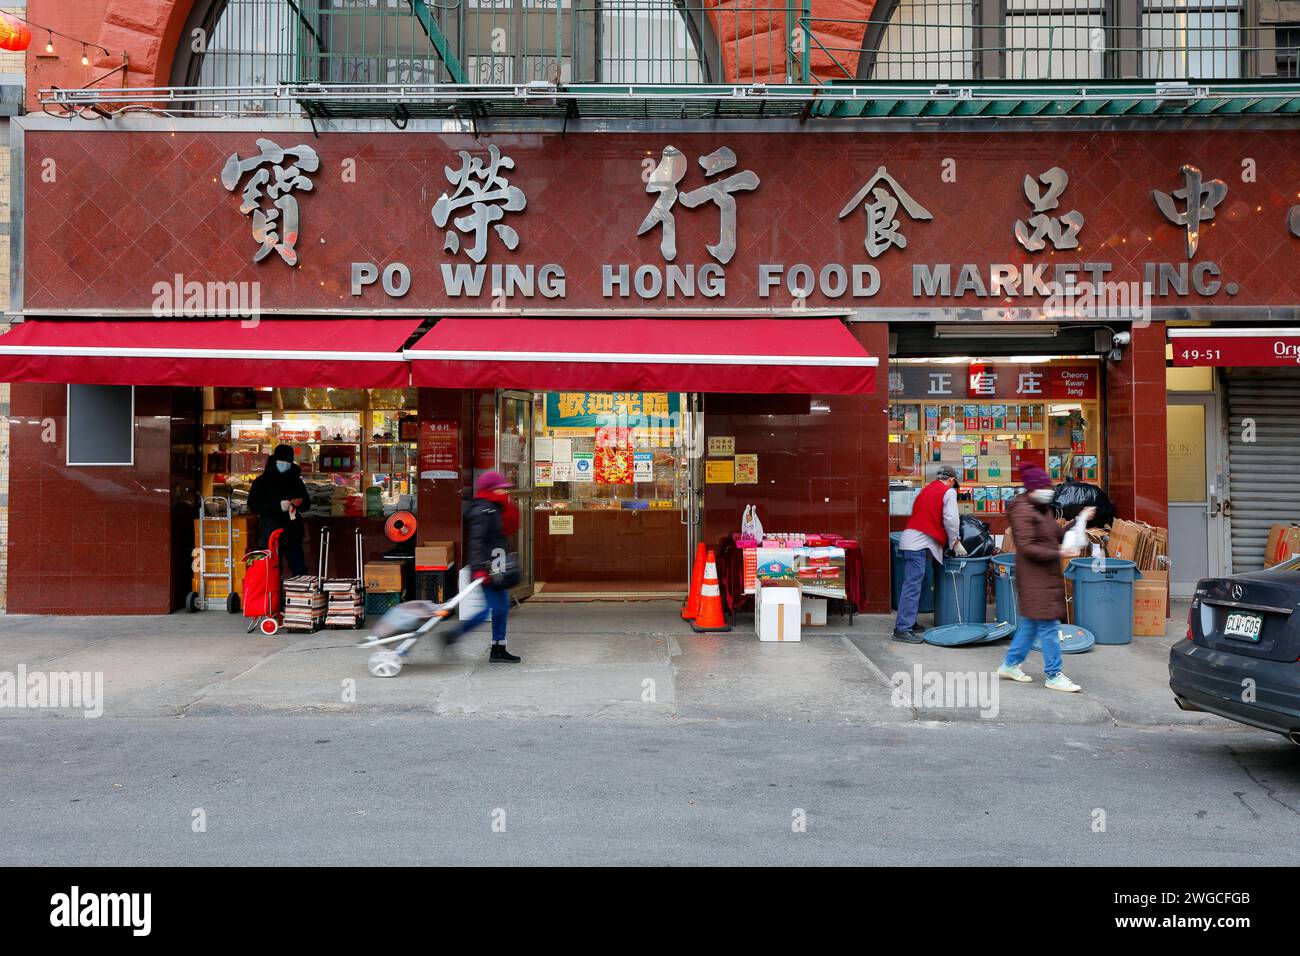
left=1112, top=331, right=1131, bottom=347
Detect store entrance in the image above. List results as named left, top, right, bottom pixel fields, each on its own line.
left=512, top=390, right=700, bottom=598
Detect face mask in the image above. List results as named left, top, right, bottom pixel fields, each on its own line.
left=1030, top=488, right=1055, bottom=504
left=275, top=461, right=291, bottom=473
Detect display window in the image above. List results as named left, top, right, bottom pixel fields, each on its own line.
left=887, top=359, right=1104, bottom=517
left=201, top=387, right=419, bottom=518
left=530, top=391, right=688, bottom=512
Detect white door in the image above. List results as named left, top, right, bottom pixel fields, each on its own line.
left=1167, top=394, right=1225, bottom=596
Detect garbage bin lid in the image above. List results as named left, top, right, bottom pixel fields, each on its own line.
left=1059, top=624, right=1096, bottom=654
left=977, top=620, right=1016, bottom=643
left=923, top=623, right=989, bottom=646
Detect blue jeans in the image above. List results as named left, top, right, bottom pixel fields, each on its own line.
left=895, top=549, right=932, bottom=631
left=460, top=583, right=510, bottom=644
left=1004, top=616, right=1063, bottom=679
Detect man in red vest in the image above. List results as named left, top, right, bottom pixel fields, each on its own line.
left=894, top=465, right=962, bottom=643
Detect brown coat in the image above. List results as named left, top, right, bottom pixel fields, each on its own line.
left=1008, top=494, right=1067, bottom=620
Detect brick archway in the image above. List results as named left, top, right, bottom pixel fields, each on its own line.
left=85, top=0, right=873, bottom=89
left=92, top=0, right=197, bottom=85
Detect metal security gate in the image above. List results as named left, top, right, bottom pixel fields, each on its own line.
left=1226, top=371, right=1300, bottom=572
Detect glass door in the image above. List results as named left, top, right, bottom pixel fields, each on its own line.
left=497, top=390, right=535, bottom=598
left=682, top=392, right=704, bottom=578
left=1167, top=393, right=1225, bottom=597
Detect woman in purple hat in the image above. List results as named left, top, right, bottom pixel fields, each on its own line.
left=998, top=465, right=1093, bottom=693
left=441, top=469, right=521, bottom=663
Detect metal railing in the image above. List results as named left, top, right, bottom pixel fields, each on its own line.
left=39, top=0, right=1300, bottom=118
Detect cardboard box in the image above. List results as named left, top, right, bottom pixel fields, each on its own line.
left=363, top=561, right=404, bottom=592
left=1265, top=524, right=1300, bottom=567
left=1133, top=570, right=1169, bottom=636
left=756, top=580, right=802, bottom=642
left=800, top=595, right=827, bottom=627
left=415, top=542, right=455, bottom=570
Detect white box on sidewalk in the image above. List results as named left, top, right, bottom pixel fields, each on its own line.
left=756, top=580, right=802, bottom=642
left=800, top=595, right=827, bottom=626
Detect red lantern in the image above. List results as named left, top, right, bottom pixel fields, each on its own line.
left=0, top=14, right=31, bottom=53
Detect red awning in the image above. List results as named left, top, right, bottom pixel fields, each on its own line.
left=1169, top=327, right=1300, bottom=367
left=405, top=318, right=877, bottom=393
left=0, top=318, right=424, bottom=387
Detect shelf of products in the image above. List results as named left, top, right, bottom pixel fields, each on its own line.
left=530, top=391, right=688, bottom=512
left=201, top=387, right=419, bottom=519
left=886, top=361, right=1104, bottom=517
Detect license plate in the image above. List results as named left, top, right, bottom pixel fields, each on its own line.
left=1223, top=611, right=1263, bottom=641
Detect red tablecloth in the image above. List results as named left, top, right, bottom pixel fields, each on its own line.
left=716, top=537, right=867, bottom=614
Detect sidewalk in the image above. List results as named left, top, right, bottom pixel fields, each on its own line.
left=0, top=598, right=1223, bottom=731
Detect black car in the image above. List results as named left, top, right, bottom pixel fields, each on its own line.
left=1169, top=557, right=1300, bottom=744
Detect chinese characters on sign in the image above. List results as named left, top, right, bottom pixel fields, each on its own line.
left=210, top=139, right=1299, bottom=305
left=638, top=146, right=759, bottom=264
left=221, top=138, right=320, bottom=266
left=838, top=166, right=933, bottom=258
left=432, top=144, right=528, bottom=263
left=889, top=364, right=1096, bottom=400
left=1151, top=164, right=1227, bottom=259
left=1014, top=167, right=1083, bottom=252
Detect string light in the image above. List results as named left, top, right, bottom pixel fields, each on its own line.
left=2, top=11, right=116, bottom=65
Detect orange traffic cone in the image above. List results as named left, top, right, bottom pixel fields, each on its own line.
left=682, top=542, right=705, bottom=620
left=690, top=550, right=731, bottom=633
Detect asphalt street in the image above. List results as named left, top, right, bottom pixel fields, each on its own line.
left=2, top=714, right=1297, bottom=866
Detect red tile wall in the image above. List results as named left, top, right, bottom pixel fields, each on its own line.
left=7, top=383, right=180, bottom=614
left=702, top=321, right=891, bottom=612
left=1105, top=321, right=1169, bottom=528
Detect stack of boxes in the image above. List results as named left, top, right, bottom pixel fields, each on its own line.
left=363, top=560, right=406, bottom=616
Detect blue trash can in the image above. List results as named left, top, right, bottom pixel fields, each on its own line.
left=1064, top=557, right=1141, bottom=645
left=934, top=556, right=991, bottom=626
left=991, top=554, right=1017, bottom=627
left=890, top=531, right=936, bottom=613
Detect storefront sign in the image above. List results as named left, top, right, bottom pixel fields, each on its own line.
left=26, top=129, right=1300, bottom=315
left=420, top=420, right=459, bottom=474
left=705, top=459, right=735, bottom=484
left=1171, top=333, right=1300, bottom=366
left=707, top=436, right=735, bottom=456
left=548, top=514, right=574, bottom=535
left=889, top=363, right=1097, bottom=400
left=544, top=392, right=681, bottom=432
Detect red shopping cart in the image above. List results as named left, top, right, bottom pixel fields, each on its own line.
left=243, top=528, right=284, bottom=635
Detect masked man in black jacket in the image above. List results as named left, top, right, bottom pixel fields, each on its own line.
left=247, top=444, right=310, bottom=576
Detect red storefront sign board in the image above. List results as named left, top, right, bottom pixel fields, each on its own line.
left=1171, top=334, right=1300, bottom=367
left=420, top=420, right=459, bottom=475
left=891, top=363, right=1098, bottom=400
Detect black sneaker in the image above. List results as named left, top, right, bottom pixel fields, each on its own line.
left=892, top=629, right=924, bottom=644
left=910, top=622, right=926, bottom=634
left=489, top=643, right=521, bottom=663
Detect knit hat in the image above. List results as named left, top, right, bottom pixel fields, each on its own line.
left=272, top=444, right=295, bottom=462
left=475, top=469, right=511, bottom=492
left=1020, top=465, right=1052, bottom=491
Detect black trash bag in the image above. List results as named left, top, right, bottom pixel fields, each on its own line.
left=957, top=515, right=995, bottom=558
left=1052, top=479, right=1115, bottom=528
